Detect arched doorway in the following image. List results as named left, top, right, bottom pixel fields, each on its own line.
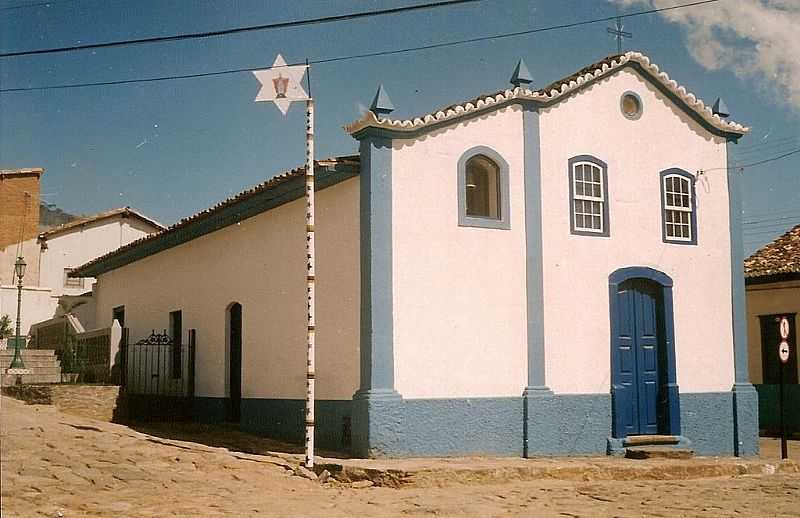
left=609, top=267, right=680, bottom=438
left=227, top=302, right=242, bottom=422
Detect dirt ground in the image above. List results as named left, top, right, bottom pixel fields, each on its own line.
left=1, top=395, right=799, bottom=518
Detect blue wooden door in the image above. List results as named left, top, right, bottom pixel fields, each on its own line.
left=615, top=279, right=661, bottom=435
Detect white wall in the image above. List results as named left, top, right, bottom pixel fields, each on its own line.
left=93, top=178, right=360, bottom=401
left=391, top=105, right=529, bottom=399
left=0, top=285, right=57, bottom=338
left=539, top=68, right=734, bottom=394
left=40, top=216, right=157, bottom=298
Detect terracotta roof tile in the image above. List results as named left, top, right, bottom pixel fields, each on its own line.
left=345, top=51, right=748, bottom=137
left=744, top=223, right=800, bottom=279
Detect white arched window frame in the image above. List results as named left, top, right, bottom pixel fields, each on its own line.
left=660, top=169, right=697, bottom=245
left=568, top=155, right=609, bottom=237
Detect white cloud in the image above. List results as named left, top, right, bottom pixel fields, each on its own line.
left=611, top=0, right=800, bottom=111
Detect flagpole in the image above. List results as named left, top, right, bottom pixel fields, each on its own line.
left=304, top=63, right=316, bottom=469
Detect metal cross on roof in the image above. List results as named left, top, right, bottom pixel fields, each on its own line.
left=607, top=17, right=632, bottom=54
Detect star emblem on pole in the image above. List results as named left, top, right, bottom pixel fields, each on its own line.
left=253, top=54, right=309, bottom=115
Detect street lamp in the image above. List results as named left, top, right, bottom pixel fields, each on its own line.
left=9, top=256, right=27, bottom=374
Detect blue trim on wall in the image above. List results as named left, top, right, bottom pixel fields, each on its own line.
left=239, top=398, right=353, bottom=453
left=527, top=393, right=612, bottom=456
left=402, top=397, right=523, bottom=456
left=192, top=397, right=228, bottom=423
left=353, top=136, right=403, bottom=457
left=522, top=105, right=546, bottom=390
left=358, top=137, right=395, bottom=393
left=726, top=142, right=749, bottom=384
left=457, top=146, right=511, bottom=230
left=727, top=140, right=759, bottom=456
left=567, top=155, right=610, bottom=238
left=659, top=168, right=698, bottom=246
left=680, top=392, right=735, bottom=455
left=608, top=267, right=680, bottom=438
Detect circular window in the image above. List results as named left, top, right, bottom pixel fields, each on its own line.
left=620, top=91, right=642, bottom=120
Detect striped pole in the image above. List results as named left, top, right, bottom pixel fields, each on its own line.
left=304, top=97, right=316, bottom=468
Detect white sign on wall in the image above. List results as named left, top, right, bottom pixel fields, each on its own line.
left=779, top=317, right=790, bottom=340
left=779, top=340, right=790, bottom=364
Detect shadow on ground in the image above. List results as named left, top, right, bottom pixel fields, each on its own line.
left=127, top=421, right=351, bottom=459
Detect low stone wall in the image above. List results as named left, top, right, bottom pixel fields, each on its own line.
left=1, top=383, right=120, bottom=422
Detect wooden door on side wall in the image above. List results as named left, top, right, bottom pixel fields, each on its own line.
left=228, top=303, right=243, bottom=422
left=614, top=279, right=663, bottom=436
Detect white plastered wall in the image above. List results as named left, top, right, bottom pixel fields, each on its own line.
left=539, top=68, right=734, bottom=395
left=40, top=216, right=158, bottom=298
left=391, top=106, right=528, bottom=399
left=93, top=178, right=360, bottom=400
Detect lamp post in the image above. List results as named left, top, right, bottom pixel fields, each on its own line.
left=9, top=256, right=27, bottom=375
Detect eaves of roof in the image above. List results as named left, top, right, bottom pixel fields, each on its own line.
left=38, top=207, right=164, bottom=241
left=344, top=52, right=748, bottom=141
left=70, top=156, right=360, bottom=278
left=744, top=223, right=800, bottom=282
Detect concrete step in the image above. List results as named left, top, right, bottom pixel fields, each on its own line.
left=625, top=446, right=695, bottom=460
left=623, top=435, right=681, bottom=447
left=1, top=372, right=61, bottom=385
left=0, top=358, right=61, bottom=366
left=0, top=349, right=57, bottom=357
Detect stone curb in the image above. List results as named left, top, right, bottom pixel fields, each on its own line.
left=312, top=458, right=800, bottom=488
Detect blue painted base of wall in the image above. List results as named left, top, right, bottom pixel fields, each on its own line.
left=681, top=392, right=736, bottom=456
left=240, top=398, right=353, bottom=453
left=524, top=389, right=612, bottom=456
left=192, top=397, right=227, bottom=423
left=352, top=391, right=522, bottom=457
left=732, top=383, right=760, bottom=456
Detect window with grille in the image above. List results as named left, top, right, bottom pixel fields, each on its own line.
left=569, top=156, right=609, bottom=237
left=64, top=268, right=84, bottom=289
left=661, top=170, right=697, bottom=244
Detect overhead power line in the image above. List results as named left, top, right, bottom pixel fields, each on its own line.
left=0, top=0, right=483, bottom=58
left=700, top=148, right=800, bottom=174
left=0, top=0, right=722, bottom=93
left=1, top=0, right=74, bottom=11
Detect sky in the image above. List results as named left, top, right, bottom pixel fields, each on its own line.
left=1, top=0, right=798, bottom=255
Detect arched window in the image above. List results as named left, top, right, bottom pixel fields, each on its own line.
left=466, top=155, right=500, bottom=219
left=660, top=169, right=697, bottom=245
left=568, top=155, right=609, bottom=236
left=457, top=146, right=510, bottom=230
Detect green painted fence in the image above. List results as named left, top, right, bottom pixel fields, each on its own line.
left=755, top=384, right=800, bottom=435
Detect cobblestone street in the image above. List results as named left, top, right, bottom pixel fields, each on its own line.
left=2, top=395, right=799, bottom=517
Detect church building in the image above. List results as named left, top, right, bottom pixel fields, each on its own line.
left=72, top=52, right=758, bottom=457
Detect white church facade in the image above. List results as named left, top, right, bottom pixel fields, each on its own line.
left=72, top=52, right=758, bottom=457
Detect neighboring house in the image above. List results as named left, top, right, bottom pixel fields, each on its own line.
left=745, top=224, right=799, bottom=435
left=37, top=207, right=164, bottom=298
left=1, top=166, right=163, bottom=336
left=1, top=168, right=53, bottom=336
left=72, top=51, right=757, bottom=458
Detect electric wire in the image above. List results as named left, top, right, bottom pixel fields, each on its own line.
left=1, top=0, right=722, bottom=93
left=0, top=0, right=484, bottom=57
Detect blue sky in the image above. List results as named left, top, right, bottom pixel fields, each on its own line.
left=1, top=0, right=798, bottom=254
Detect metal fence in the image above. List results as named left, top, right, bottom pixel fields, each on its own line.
left=119, top=329, right=196, bottom=421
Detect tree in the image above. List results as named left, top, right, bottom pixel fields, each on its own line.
left=0, top=315, right=12, bottom=339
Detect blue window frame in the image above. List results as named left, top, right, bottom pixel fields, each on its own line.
left=457, top=146, right=510, bottom=230
left=568, top=155, right=609, bottom=237
left=660, top=168, right=697, bottom=245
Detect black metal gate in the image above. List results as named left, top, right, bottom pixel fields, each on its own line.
left=119, top=329, right=196, bottom=421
